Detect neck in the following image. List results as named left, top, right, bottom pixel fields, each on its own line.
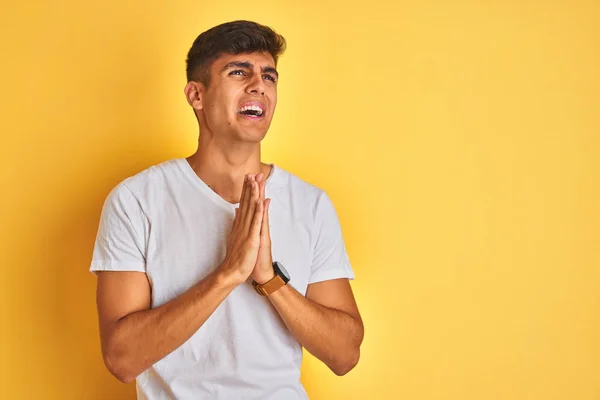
left=186, top=129, right=271, bottom=204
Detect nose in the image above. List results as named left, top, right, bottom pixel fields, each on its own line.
left=245, top=71, right=266, bottom=96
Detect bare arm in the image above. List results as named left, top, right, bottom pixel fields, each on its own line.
left=248, top=174, right=363, bottom=376
left=96, top=268, right=237, bottom=383
left=267, top=278, right=364, bottom=376
left=96, top=173, right=265, bottom=383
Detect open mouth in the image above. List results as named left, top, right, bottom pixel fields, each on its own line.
left=237, top=104, right=265, bottom=119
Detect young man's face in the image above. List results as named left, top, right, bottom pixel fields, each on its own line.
left=199, top=51, right=278, bottom=142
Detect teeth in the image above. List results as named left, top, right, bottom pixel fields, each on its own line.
left=238, top=105, right=264, bottom=115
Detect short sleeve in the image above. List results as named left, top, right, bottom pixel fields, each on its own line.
left=308, top=191, right=355, bottom=284
left=89, top=182, right=148, bottom=275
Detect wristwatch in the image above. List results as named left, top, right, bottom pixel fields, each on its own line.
left=252, top=261, right=291, bottom=296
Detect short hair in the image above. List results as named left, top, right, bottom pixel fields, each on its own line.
left=186, top=20, right=287, bottom=87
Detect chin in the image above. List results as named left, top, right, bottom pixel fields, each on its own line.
left=234, top=128, right=269, bottom=142
left=230, top=115, right=272, bottom=141
left=241, top=124, right=271, bottom=139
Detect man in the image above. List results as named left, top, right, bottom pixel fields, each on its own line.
left=90, top=20, right=364, bottom=399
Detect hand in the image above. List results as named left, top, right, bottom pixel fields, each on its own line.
left=250, top=173, right=275, bottom=284
left=219, top=174, right=264, bottom=285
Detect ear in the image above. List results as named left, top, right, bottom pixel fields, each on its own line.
left=184, top=81, right=205, bottom=112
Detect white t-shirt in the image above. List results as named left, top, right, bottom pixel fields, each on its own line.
left=90, top=158, right=355, bottom=400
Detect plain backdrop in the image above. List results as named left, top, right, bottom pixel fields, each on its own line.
left=1, top=1, right=599, bottom=399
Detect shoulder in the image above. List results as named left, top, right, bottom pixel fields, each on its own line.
left=102, top=158, right=183, bottom=213
left=271, top=164, right=336, bottom=218
left=272, top=164, right=327, bottom=200
left=117, top=158, right=182, bottom=197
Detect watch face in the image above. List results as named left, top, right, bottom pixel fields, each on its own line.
left=274, top=261, right=290, bottom=283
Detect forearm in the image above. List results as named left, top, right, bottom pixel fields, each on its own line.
left=104, top=267, right=237, bottom=382
left=267, top=284, right=363, bottom=376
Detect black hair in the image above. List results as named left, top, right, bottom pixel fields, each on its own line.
left=186, top=20, right=287, bottom=87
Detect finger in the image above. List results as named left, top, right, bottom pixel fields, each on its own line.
left=232, top=207, right=240, bottom=231
left=262, top=198, right=271, bottom=240
left=251, top=196, right=264, bottom=238
left=244, top=178, right=258, bottom=231
left=242, top=174, right=254, bottom=221
left=251, top=175, right=260, bottom=203
left=259, top=176, right=266, bottom=201
left=239, top=174, right=250, bottom=220
left=260, top=199, right=268, bottom=238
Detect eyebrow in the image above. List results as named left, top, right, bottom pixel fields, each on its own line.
left=221, top=61, right=279, bottom=78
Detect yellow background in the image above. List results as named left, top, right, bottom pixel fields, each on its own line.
left=1, top=1, right=598, bottom=399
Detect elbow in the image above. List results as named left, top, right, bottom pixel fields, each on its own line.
left=332, top=347, right=361, bottom=376
left=102, top=345, right=137, bottom=384
left=332, top=320, right=364, bottom=376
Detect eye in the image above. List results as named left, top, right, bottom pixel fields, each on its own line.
left=263, top=74, right=277, bottom=83
left=229, top=69, right=245, bottom=76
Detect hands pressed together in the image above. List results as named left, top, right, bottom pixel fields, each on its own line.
left=220, top=172, right=276, bottom=287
